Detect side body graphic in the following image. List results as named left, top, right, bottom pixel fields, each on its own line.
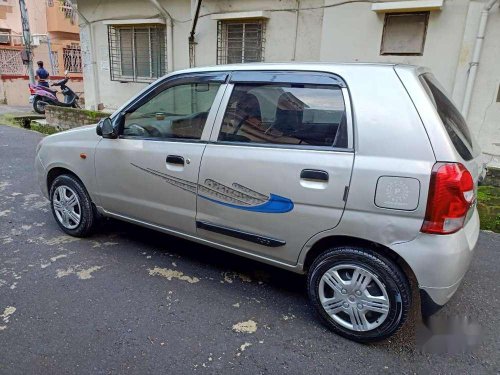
left=131, top=163, right=294, bottom=214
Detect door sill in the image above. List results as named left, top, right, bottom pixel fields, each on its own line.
left=196, top=220, right=286, bottom=247
left=98, top=207, right=299, bottom=272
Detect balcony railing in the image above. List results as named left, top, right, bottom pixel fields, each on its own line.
left=46, top=0, right=77, bottom=25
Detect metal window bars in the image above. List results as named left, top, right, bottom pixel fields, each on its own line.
left=108, top=25, right=167, bottom=83
left=63, top=43, right=82, bottom=73
left=46, top=0, right=77, bottom=24
left=217, top=20, right=266, bottom=65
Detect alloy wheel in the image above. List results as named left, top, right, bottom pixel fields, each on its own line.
left=52, top=185, right=81, bottom=230
left=318, top=264, right=390, bottom=332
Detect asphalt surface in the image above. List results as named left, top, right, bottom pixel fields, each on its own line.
left=0, top=124, right=499, bottom=374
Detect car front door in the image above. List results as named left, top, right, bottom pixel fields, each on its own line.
left=94, top=73, right=227, bottom=235
left=195, top=71, right=355, bottom=265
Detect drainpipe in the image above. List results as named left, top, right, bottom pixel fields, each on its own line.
left=292, top=0, right=300, bottom=61
left=189, top=0, right=203, bottom=68
left=149, top=0, right=174, bottom=72
left=67, top=1, right=101, bottom=109
left=461, top=0, right=498, bottom=119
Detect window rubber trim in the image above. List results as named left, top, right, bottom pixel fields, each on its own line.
left=208, top=76, right=354, bottom=150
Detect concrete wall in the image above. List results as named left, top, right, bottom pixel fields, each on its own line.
left=319, top=0, right=470, bottom=92
left=0, top=0, right=48, bottom=36
left=76, top=0, right=500, bottom=166
left=45, top=105, right=109, bottom=129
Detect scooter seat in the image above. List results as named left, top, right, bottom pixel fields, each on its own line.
left=38, top=86, right=57, bottom=94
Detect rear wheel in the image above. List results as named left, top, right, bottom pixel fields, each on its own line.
left=307, top=246, right=411, bottom=343
left=49, top=174, right=95, bottom=237
left=33, top=96, right=46, bottom=114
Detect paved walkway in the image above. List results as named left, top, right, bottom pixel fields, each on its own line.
left=0, top=104, right=33, bottom=115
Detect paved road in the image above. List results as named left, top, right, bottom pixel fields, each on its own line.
left=0, top=124, right=499, bottom=374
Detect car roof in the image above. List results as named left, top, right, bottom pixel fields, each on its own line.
left=167, top=62, right=421, bottom=76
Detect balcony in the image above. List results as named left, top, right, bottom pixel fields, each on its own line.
left=46, top=0, right=79, bottom=35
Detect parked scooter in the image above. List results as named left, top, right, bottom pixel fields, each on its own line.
left=29, top=71, right=80, bottom=114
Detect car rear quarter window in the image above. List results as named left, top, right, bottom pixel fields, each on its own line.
left=420, top=73, right=475, bottom=160
left=218, top=83, right=348, bottom=148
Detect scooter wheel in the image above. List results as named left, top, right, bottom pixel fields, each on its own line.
left=33, top=97, right=46, bottom=114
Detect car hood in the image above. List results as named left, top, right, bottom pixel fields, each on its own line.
left=43, top=124, right=100, bottom=143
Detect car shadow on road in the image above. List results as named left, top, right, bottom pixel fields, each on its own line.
left=93, top=217, right=307, bottom=293
left=91, top=217, right=420, bottom=351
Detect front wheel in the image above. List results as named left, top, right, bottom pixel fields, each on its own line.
left=307, top=246, right=411, bottom=343
left=33, top=96, right=47, bottom=114
left=49, top=174, right=95, bottom=237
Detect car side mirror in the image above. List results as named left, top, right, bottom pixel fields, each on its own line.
left=96, top=117, right=118, bottom=139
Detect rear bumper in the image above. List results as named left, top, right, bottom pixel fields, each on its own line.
left=392, top=209, right=480, bottom=313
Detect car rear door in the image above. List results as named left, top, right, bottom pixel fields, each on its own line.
left=94, top=72, right=228, bottom=235
left=195, top=71, right=355, bottom=265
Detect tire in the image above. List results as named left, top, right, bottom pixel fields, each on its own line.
left=33, top=96, right=46, bottom=114
left=307, top=246, right=411, bottom=343
left=49, top=174, right=95, bottom=237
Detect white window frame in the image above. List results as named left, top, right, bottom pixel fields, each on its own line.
left=107, top=24, right=167, bottom=83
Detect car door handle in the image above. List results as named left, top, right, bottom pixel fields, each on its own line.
left=300, top=169, right=329, bottom=182
left=166, top=155, right=185, bottom=165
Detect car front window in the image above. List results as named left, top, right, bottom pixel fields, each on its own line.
left=123, top=82, right=221, bottom=140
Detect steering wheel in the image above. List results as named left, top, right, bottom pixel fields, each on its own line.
left=125, top=123, right=161, bottom=138
left=232, top=115, right=249, bottom=135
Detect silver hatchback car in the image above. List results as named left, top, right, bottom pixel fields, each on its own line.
left=35, top=63, right=482, bottom=342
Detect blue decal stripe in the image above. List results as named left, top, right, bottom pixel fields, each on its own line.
left=199, top=193, right=294, bottom=214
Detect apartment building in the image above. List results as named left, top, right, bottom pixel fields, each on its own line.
left=74, top=0, right=499, bottom=166
left=0, top=0, right=83, bottom=105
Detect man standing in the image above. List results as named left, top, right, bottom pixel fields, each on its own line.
left=35, top=61, right=49, bottom=87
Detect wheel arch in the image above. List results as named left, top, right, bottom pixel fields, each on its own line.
left=47, top=166, right=82, bottom=193
left=46, top=166, right=102, bottom=215
left=301, top=235, right=418, bottom=289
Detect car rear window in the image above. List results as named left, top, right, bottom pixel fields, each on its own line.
left=419, top=73, right=475, bottom=160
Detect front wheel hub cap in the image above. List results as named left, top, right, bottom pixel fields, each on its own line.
left=52, top=185, right=81, bottom=230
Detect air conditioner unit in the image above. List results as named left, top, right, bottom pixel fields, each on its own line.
left=0, top=32, right=11, bottom=44
left=11, top=35, right=22, bottom=45
left=32, top=35, right=41, bottom=46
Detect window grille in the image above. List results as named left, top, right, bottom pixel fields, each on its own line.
left=0, top=49, right=25, bottom=75
left=217, top=20, right=265, bottom=65
left=108, top=25, right=167, bottom=83
left=60, top=0, right=76, bottom=24
left=63, top=43, right=82, bottom=73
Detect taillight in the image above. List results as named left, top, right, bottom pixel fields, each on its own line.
left=29, top=85, right=35, bottom=94
left=421, top=163, right=474, bottom=235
